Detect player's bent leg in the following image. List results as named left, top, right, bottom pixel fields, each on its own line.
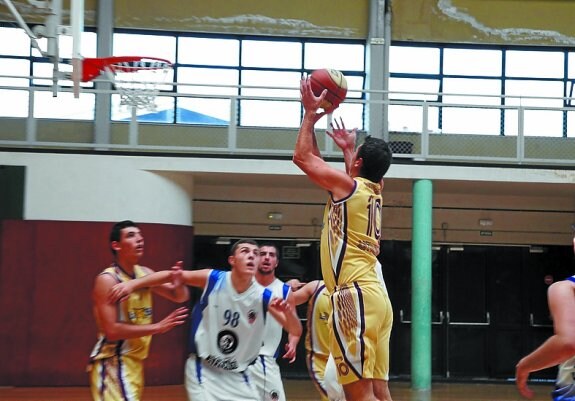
left=306, top=352, right=330, bottom=401
left=324, top=354, right=345, bottom=401
left=185, top=354, right=259, bottom=401
left=342, top=379, right=378, bottom=401
left=373, top=379, right=393, bottom=401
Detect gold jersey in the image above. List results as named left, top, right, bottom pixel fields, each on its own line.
left=320, top=177, right=382, bottom=293
left=305, top=282, right=331, bottom=359
left=90, top=264, right=153, bottom=362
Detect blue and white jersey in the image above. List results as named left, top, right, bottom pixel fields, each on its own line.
left=259, top=278, right=291, bottom=357
left=188, top=269, right=272, bottom=373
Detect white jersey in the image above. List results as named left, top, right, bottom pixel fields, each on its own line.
left=260, top=278, right=291, bottom=357
left=189, top=269, right=272, bottom=373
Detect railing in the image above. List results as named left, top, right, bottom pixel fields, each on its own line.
left=0, top=80, right=574, bottom=167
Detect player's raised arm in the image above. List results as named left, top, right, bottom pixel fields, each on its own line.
left=294, top=77, right=356, bottom=200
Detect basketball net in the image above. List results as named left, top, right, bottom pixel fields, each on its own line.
left=82, top=56, right=172, bottom=110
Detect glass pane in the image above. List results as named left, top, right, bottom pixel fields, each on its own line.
left=0, top=27, right=31, bottom=56
left=346, top=76, right=365, bottom=99
left=34, top=92, right=95, bottom=119
left=305, top=43, right=365, bottom=71
left=241, top=99, right=301, bottom=128
left=111, top=95, right=174, bottom=122
left=178, top=67, right=239, bottom=96
left=241, top=70, right=300, bottom=98
left=444, top=48, right=502, bottom=76
left=567, top=111, right=575, bottom=137
left=504, top=109, right=563, bottom=137
left=390, top=46, right=440, bottom=74
left=506, top=50, right=564, bottom=78
left=569, top=53, right=575, bottom=79
left=0, top=90, right=28, bottom=117
left=335, top=102, right=365, bottom=131
left=33, top=62, right=72, bottom=86
left=56, top=31, right=98, bottom=59
left=389, top=78, right=439, bottom=101
left=0, top=59, right=30, bottom=86
left=114, top=33, right=176, bottom=63
left=388, top=104, right=439, bottom=133
left=177, top=97, right=231, bottom=124
left=242, top=40, right=302, bottom=68
left=442, top=107, right=501, bottom=135
left=505, top=80, right=564, bottom=107
left=443, top=78, right=502, bottom=105
left=178, top=37, right=239, bottom=66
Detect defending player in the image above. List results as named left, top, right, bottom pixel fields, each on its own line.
left=88, top=220, right=189, bottom=401
left=108, top=238, right=302, bottom=401
left=248, top=243, right=301, bottom=401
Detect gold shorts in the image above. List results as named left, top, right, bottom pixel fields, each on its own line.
left=329, top=282, right=393, bottom=385
left=89, top=355, right=144, bottom=401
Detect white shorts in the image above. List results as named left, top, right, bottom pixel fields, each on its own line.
left=247, top=355, right=286, bottom=401
left=324, top=354, right=345, bottom=401
left=185, top=354, right=258, bottom=401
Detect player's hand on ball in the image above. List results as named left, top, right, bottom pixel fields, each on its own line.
left=300, top=77, right=328, bottom=122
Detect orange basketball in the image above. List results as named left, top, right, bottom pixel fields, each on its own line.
left=309, top=68, right=348, bottom=110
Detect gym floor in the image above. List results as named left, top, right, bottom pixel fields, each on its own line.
left=0, top=379, right=553, bottom=401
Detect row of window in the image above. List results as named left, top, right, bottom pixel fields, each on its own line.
left=1, top=26, right=575, bottom=137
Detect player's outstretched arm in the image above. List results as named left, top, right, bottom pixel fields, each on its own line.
left=292, top=280, right=321, bottom=306
left=109, top=270, right=174, bottom=303
left=94, top=273, right=189, bottom=341
left=148, top=261, right=190, bottom=303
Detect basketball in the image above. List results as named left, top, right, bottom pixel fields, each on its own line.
left=309, top=68, right=348, bottom=110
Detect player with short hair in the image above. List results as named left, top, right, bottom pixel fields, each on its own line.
left=516, top=234, right=575, bottom=400
left=108, top=238, right=303, bottom=401
left=248, top=243, right=301, bottom=401
left=88, top=220, right=190, bottom=401
left=293, top=77, right=394, bottom=401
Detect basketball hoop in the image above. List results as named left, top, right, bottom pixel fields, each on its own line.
left=81, top=56, right=173, bottom=110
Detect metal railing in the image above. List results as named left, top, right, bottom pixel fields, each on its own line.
left=0, top=80, right=574, bottom=167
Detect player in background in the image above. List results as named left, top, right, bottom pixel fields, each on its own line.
left=288, top=279, right=345, bottom=401
left=516, top=233, right=575, bottom=400
left=248, top=243, right=301, bottom=401
left=88, top=220, right=189, bottom=401
left=294, top=77, right=394, bottom=401
left=108, top=238, right=303, bottom=401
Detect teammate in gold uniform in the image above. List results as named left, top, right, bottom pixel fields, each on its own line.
left=294, top=78, right=393, bottom=401
left=291, top=280, right=344, bottom=401
left=88, top=220, right=189, bottom=401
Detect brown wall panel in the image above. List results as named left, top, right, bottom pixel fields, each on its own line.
left=0, top=221, right=35, bottom=385
left=0, top=220, right=194, bottom=386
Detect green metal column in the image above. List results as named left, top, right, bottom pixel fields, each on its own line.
left=411, top=179, right=433, bottom=391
